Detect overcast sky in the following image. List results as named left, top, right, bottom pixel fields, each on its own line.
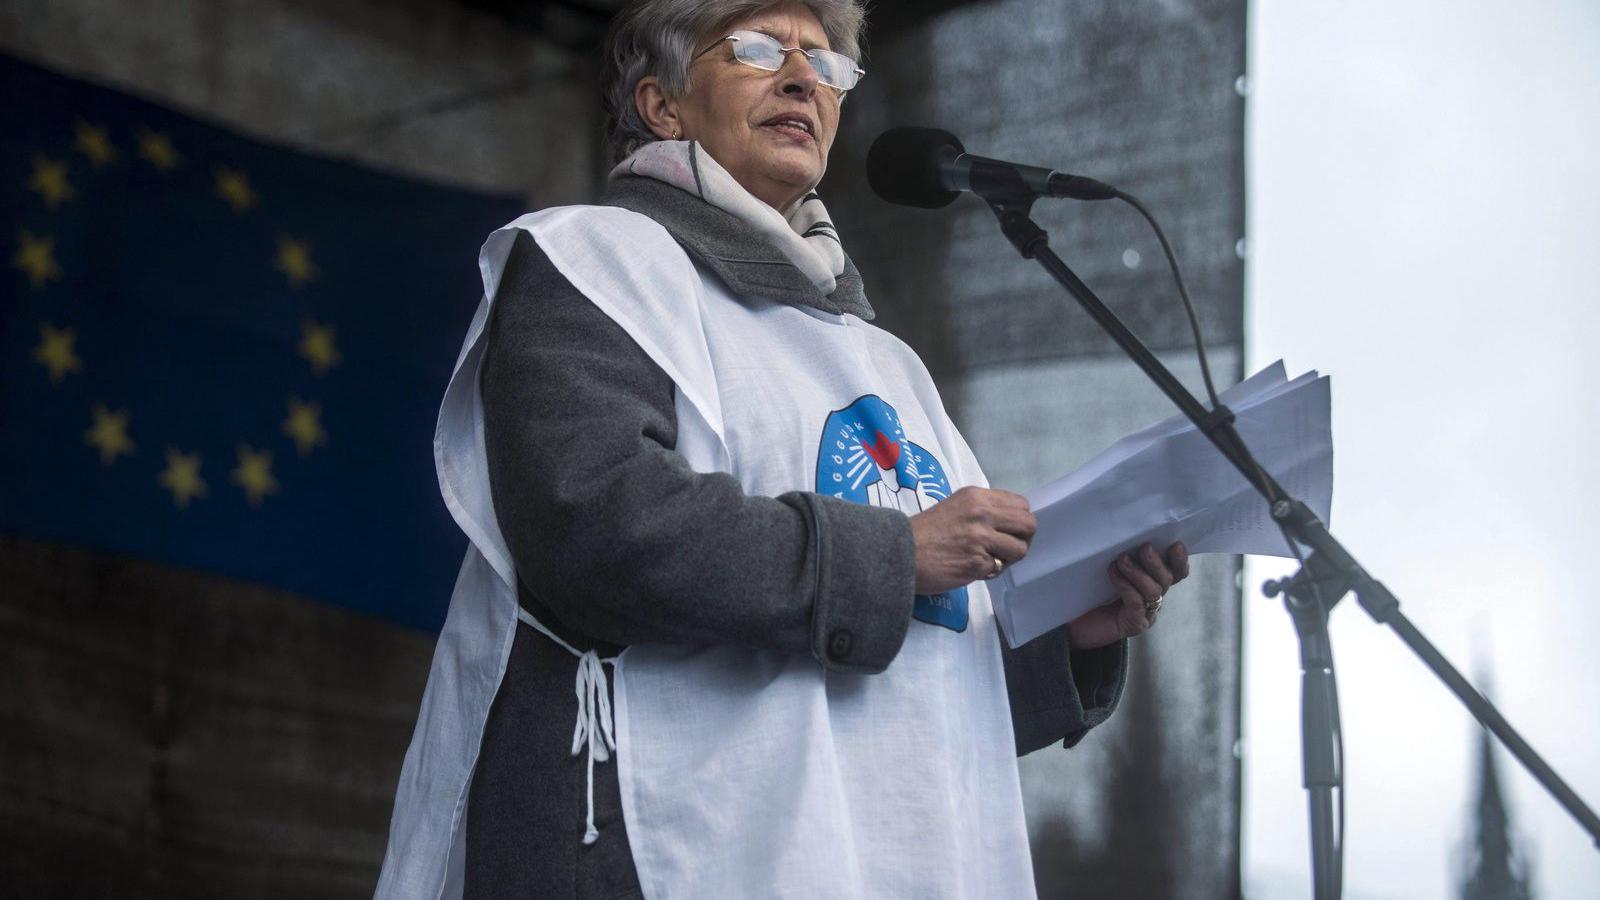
left=1243, top=1, right=1600, bottom=897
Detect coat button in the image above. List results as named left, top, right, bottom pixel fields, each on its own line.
left=828, top=628, right=853, bottom=661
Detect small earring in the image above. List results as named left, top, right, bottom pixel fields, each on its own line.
left=671, top=127, right=680, bottom=140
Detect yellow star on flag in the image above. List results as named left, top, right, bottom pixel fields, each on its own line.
left=231, top=445, right=278, bottom=505
left=136, top=127, right=182, bottom=172
left=85, top=404, right=135, bottom=466
left=33, top=322, right=83, bottom=383
left=74, top=120, right=118, bottom=168
left=159, top=448, right=207, bottom=508
left=28, top=155, right=76, bottom=209
left=215, top=166, right=258, bottom=214
left=15, top=230, right=62, bottom=289
left=282, top=396, right=328, bottom=456
left=298, top=319, right=342, bottom=376
left=276, top=236, right=317, bottom=288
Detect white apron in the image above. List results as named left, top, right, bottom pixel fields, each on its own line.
left=377, top=206, right=1037, bottom=900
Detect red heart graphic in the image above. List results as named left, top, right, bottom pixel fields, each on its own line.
left=861, top=430, right=901, bottom=470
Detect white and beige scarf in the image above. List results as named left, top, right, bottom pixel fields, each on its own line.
left=609, top=139, right=848, bottom=298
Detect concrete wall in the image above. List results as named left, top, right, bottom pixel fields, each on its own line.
left=0, top=0, right=599, bottom=203
left=0, top=536, right=433, bottom=896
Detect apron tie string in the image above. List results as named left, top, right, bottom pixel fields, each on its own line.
left=516, top=606, right=618, bottom=845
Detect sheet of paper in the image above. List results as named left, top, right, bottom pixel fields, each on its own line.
left=989, top=362, right=1333, bottom=647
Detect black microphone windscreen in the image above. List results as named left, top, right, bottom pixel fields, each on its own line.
left=866, top=127, right=965, bottom=209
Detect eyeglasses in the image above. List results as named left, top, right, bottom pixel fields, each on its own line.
left=692, top=30, right=866, bottom=94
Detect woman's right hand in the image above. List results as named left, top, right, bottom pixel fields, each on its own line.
left=908, top=486, right=1036, bottom=595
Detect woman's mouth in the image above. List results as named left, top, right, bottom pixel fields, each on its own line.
left=760, top=114, right=816, bottom=143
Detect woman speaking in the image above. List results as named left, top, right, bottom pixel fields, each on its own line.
left=378, top=1, right=1187, bottom=897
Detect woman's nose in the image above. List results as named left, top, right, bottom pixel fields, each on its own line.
left=776, top=51, right=820, bottom=98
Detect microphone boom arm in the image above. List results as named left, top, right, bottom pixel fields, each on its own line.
left=965, top=165, right=1600, bottom=899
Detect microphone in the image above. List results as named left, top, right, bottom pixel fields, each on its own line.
left=866, top=126, right=1118, bottom=209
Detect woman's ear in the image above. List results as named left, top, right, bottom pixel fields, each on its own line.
left=635, top=76, right=681, bottom=140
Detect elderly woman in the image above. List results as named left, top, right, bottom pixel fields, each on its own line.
left=378, top=1, right=1188, bottom=898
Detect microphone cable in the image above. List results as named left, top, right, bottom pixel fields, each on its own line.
left=1110, top=189, right=1221, bottom=409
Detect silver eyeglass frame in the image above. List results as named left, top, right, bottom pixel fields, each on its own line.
left=690, top=30, right=866, bottom=96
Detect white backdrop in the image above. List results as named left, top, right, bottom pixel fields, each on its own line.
left=1244, top=1, right=1600, bottom=897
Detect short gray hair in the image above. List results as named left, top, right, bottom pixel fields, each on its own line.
left=600, top=0, right=868, bottom=165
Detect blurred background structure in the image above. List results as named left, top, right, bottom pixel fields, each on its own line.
left=3, top=0, right=1595, bottom=898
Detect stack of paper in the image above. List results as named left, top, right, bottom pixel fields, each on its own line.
left=990, top=361, right=1333, bottom=648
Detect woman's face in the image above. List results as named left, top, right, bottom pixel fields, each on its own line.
left=668, top=4, right=843, bottom=211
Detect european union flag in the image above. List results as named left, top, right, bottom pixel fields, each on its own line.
left=0, top=53, right=525, bottom=632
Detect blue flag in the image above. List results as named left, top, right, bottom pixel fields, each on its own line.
left=0, top=53, right=526, bottom=632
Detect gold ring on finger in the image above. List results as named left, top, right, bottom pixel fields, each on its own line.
left=990, top=557, right=1005, bottom=579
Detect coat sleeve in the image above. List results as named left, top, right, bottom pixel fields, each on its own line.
left=1000, top=626, right=1129, bottom=755
left=479, top=230, right=917, bottom=674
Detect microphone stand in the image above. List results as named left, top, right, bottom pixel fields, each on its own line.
left=965, top=163, right=1600, bottom=899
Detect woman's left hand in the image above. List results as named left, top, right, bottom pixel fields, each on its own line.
left=1065, top=542, right=1189, bottom=650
